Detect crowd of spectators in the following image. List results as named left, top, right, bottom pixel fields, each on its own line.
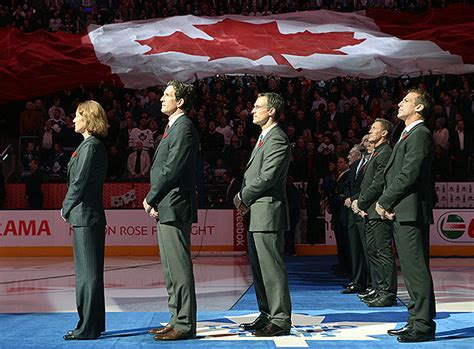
left=3, top=0, right=474, bottom=215
left=1, top=0, right=444, bottom=34
left=14, top=73, right=474, bottom=210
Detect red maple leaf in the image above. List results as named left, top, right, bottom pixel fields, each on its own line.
left=136, top=18, right=365, bottom=66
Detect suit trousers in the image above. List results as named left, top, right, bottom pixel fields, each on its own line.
left=72, top=225, right=106, bottom=338
left=247, top=231, right=292, bottom=330
left=157, top=221, right=197, bottom=335
left=347, top=212, right=369, bottom=289
left=366, top=219, right=397, bottom=296
left=333, top=220, right=351, bottom=275
left=393, top=221, right=436, bottom=333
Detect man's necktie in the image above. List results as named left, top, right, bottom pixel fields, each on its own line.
left=163, top=124, right=170, bottom=138
left=257, top=134, right=263, bottom=148
left=399, top=130, right=408, bottom=142
left=356, top=157, right=367, bottom=179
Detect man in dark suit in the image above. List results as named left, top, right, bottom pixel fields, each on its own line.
left=144, top=81, right=199, bottom=341
left=353, top=118, right=396, bottom=307
left=234, top=92, right=292, bottom=337
left=450, top=119, right=471, bottom=180
left=376, top=89, right=436, bottom=342
left=332, top=156, right=351, bottom=276
left=341, top=137, right=371, bottom=295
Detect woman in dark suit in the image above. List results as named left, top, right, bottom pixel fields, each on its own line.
left=61, top=100, right=108, bottom=340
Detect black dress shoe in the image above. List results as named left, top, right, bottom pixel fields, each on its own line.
left=344, top=282, right=354, bottom=289
left=367, top=295, right=397, bottom=307
left=387, top=324, right=411, bottom=336
left=240, top=315, right=269, bottom=331
left=254, top=323, right=290, bottom=337
left=361, top=292, right=379, bottom=303
left=63, top=333, right=98, bottom=340
left=341, top=284, right=364, bottom=294
left=358, top=288, right=375, bottom=298
left=397, top=329, right=435, bottom=342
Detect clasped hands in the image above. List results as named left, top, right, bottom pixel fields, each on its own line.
left=143, top=198, right=159, bottom=218
left=375, top=201, right=395, bottom=220
left=350, top=199, right=368, bottom=218
left=233, top=193, right=249, bottom=215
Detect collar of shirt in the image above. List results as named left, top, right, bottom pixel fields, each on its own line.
left=260, top=122, right=278, bottom=140
left=167, top=112, right=185, bottom=129
left=402, top=119, right=424, bottom=135
left=374, top=141, right=387, bottom=152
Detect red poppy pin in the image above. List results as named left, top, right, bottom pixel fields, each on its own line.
left=257, top=140, right=263, bottom=148
left=402, top=133, right=409, bottom=139
left=72, top=151, right=77, bottom=158
left=373, top=151, right=379, bottom=157
left=163, top=133, right=168, bottom=139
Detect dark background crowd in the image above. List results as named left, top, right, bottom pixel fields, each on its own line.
left=1, top=0, right=453, bottom=34
left=1, top=0, right=473, bottom=221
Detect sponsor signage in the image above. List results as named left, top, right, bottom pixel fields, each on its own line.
left=323, top=209, right=474, bottom=246
left=0, top=209, right=245, bottom=250
left=434, top=210, right=474, bottom=243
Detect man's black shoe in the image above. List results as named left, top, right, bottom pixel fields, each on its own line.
left=240, top=315, right=269, bottom=331
left=397, top=329, right=435, bottom=343
left=254, top=323, right=290, bottom=337
left=358, top=288, right=375, bottom=298
left=367, top=295, right=397, bottom=307
left=361, top=292, right=379, bottom=303
left=387, top=324, right=411, bottom=336
left=340, top=284, right=364, bottom=294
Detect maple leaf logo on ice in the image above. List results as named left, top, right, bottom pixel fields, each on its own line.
left=136, top=18, right=365, bottom=66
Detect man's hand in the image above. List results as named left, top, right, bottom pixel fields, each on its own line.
left=233, top=193, right=241, bottom=209
left=233, top=193, right=249, bottom=214
left=351, top=199, right=359, bottom=213
left=60, top=208, right=67, bottom=222
left=375, top=202, right=395, bottom=220
left=143, top=198, right=152, bottom=214
left=385, top=211, right=395, bottom=220
left=149, top=207, right=159, bottom=219
left=375, top=201, right=386, bottom=219
left=344, top=198, right=352, bottom=208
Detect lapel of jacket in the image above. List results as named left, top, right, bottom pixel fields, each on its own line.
left=385, top=122, right=424, bottom=174
left=153, top=114, right=187, bottom=164
left=67, top=136, right=92, bottom=179
left=245, top=125, right=279, bottom=169
left=367, top=141, right=386, bottom=169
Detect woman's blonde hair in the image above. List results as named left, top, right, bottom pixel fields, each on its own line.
left=76, top=100, right=108, bottom=137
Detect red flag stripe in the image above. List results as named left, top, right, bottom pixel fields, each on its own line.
left=367, top=4, right=474, bottom=64
left=0, top=28, right=120, bottom=103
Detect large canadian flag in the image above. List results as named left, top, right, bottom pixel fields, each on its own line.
left=1, top=4, right=473, bottom=103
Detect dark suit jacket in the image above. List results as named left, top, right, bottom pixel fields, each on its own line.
left=146, top=114, right=199, bottom=224
left=335, top=170, right=350, bottom=228
left=62, top=136, right=107, bottom=227
left=378, top=122, right=434, bottom=224
left=345, top=158, right=366, bottom=201
left=450, top=129, right=472, bottom=156
left=356, top=142, right=392, bottom=220
left=241, top=125, right=290, bottom=232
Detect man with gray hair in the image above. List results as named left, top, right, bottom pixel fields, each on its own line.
left=341, top=135, right=371, bottom=295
